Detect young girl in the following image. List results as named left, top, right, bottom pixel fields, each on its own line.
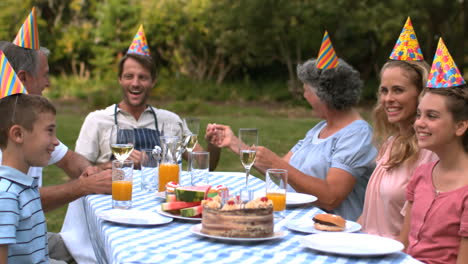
left=400, top=39, right=468, bottom=264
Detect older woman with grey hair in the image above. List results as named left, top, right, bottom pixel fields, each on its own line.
left=208, top=58, right=376, bottom=220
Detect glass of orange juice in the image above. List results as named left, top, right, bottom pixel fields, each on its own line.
left=158, top=136, right=181, bottom=192
left=158, top=163, right=179, bottom=192
left=112, top=160, right=134, bottom=209
left=266, top=169, right=287, bottom=218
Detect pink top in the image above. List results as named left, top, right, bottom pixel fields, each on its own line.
left=359, top=138, right=437, bottom=240
left=407, top=161, right=468, bottom=264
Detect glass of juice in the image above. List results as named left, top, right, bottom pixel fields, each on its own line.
left=112, top=160, right=134, bottom=209
left=158, top=136, right=181, bottom=192
left=265, top=169, right=287, bottom=218
left=158, top=163, right=180, bottom=192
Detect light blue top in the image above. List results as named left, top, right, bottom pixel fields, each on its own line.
left=289, top=120, right=377, bottom=220
left=0, top=166, right=48, bottom=263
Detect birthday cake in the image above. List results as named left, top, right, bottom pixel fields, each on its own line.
left=201, top=196, right=274, bottom=238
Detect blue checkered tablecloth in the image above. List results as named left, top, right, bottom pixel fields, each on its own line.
left=82, top=171, right=421, bottom=264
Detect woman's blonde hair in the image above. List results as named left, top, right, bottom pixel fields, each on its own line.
left=372, top=60, right=430, bottom=169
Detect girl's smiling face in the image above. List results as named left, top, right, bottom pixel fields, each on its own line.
left=414, top=92, right=465, bottom=152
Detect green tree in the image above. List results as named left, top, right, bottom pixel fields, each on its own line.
left=90, top=0, right=140, bottom=79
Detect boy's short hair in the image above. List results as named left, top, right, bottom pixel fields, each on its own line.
left=0, top=94, right=56, bottom=148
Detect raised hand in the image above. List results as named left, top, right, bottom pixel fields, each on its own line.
left=254, top=146, right=279, bottom=169
left=206, top=124, right=238, bottom=150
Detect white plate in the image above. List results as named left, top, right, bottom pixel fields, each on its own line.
left=300, top=233, right=404, bottom=256
left=99, top=209, right=173, bottom=226
left=286, top=192, right=317, bottom=206
left=190, top=223, right=287, bottom=242
left=286, top=218, right=361, bottom=233
left=156, top=207, right=202, bottom=221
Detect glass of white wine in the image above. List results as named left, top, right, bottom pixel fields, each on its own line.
left=110, top=125, right=135, bottom=161
left=239, top=128, right=258, bottom=189
left=182, top=117, right=200, bottom=172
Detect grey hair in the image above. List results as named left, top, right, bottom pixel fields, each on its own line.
left=0, top=41, right=49, bottom=77
left=297, top=58, right=362, bottom=110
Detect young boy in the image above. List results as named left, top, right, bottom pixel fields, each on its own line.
left=0, top=94, right=59, bottom=263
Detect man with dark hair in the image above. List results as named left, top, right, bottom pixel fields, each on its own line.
left=69, top=25, right=221, bottom=262
left=75, top=32, right=220, bottom=170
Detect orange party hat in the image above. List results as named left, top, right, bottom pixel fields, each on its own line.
left=0, top=51, right=27, bottom=99
left=317, top=31, right=339, bottom=69
left=13, top=7, right=40, bottom=50
left=127, top=25, right=150, bottom=56
left=389, top=17, right=424, bottom=61
left=427, top=38, right=466, bottom=88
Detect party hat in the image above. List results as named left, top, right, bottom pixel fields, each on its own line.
left=316, top=31, right=339, bottom=69
left=127, top=25, right=150, bottom=56
left=427, top=38, right=466, bottom=88
left=13, top=7, right=40, bottom=50
left=0, top=51, right=27, bottom=99
left=389, top=17, right=424, bottom=61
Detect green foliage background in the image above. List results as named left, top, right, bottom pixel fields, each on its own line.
left=0, top=0, right=465, bottom=109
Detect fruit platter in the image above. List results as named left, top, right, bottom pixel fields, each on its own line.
left=156, top=182, right=228, bottom=220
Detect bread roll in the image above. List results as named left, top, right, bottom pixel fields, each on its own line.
left=312, top=213, right=346, bottom=231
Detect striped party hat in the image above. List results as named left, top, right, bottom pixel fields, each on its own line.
left=127, top=25, right=150, bottom=56
left=427, top=38, right=466, bottom=88
left=389, top=17, right=424, bottom=61
left=13, top=7, right=40, bottom=50
left=317, top=31, right=339, bottom=69
left=0, top=51, right=27, bottom=99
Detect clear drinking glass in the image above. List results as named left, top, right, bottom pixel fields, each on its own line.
left=182, top=117, right=200, bottom=172
left=238, top=128, right=258, bottom=189
left=112, top=160, right=134, bottom=209
left=140, top=149, right=159, bottom=192
left=190, top=151, right=210, bottom=186
left=160, top=122, right=184, bottom=165
left=109, top=125, right=135, bottom=161
left=266, top=169, right=288, bottom=218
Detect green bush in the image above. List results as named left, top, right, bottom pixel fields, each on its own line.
left=47, top=73, right=378, bottom=111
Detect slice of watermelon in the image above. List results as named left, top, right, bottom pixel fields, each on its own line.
left=161, top=201, right=201, bottom=211
left=175, top=185, right=211, bottom=202
left=180, top=205, right=203, bottom=217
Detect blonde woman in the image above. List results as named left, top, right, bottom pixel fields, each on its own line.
left=358, top=60, right=438, bottom=239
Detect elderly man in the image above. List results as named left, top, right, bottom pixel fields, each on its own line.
left=0, top=41, right=112, bottom=264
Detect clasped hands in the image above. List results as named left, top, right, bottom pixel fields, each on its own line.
left=205, top=123, right=280, bottom=169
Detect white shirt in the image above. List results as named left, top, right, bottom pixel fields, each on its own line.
left=75, top=104, right=184, bottom=163
left=0, top=141, right=68, bottom=186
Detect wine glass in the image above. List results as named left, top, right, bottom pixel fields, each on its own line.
left=238, top=128, right=258, bottom=189
left=109, top=125, right=135, bottom=161
left=182, top=117, right=200, bottom=172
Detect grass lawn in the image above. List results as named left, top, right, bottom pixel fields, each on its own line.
left=43, top=99, right=317, bottom=232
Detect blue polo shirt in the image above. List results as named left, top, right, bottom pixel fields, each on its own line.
left=0, top=166, right=48, bottom=263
